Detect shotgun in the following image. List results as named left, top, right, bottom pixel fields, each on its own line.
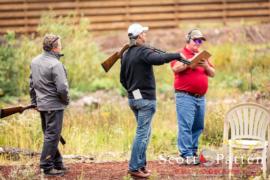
left=0, top=104, right=36, bottom=118
left=101, top=44, right=129, bottom=72
left=146, top=45, right=191, bottom=65
left=101, top=44, right=191, bottom=72
left=0, top=105, right=66, bottom=145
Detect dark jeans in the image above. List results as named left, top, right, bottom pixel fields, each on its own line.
left=40, top=110, right=64, bottom=171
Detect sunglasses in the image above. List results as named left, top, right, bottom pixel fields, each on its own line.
left=193, top=39, right=203, bottom=45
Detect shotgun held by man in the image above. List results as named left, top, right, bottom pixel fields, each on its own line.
left=0, top=104, right=36, bottom=118
left=0, top=104, right=66, bottom=145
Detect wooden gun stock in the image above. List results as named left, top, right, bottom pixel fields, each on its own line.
left=101, top=44, right=129, bottom=72
left=0, top=104, right=36, bottom=119
left=0, top=105, right=66, bottom=145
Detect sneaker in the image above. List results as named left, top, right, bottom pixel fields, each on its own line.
left=55, top=166, right=69, bottom=172
left=180, top=156, right=200, bottom=165
left=43, top=168, right=65, bottom=176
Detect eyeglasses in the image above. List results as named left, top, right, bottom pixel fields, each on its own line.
left=193, top=39, right=203, bottom=45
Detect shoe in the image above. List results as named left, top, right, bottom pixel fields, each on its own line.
left=43, top=168, right=65, bottom=176
left=180, top=156, right=200, bottom=165
left=128, top=170, right=150, bottom=178
left=55, top=166, right=69, bottom=172
left=192, top=156, right=200, bottom=165
left=140, top=167, right=151, bottom=174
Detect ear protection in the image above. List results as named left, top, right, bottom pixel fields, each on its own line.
left=185, top=29, right=197, bottom=43
left=43, top=37, right=59, bottom=51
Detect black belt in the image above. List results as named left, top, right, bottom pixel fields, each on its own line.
left=175, top=90, right=204, bottom=98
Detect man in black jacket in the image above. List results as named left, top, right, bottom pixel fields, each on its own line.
left=120, top=23, right=187, bottom=178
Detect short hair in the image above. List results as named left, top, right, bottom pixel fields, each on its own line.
left=43, top=34, right=60, bottom=51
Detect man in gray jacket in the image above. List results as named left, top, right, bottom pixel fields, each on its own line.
left=29, top=34, right=69, bottom=176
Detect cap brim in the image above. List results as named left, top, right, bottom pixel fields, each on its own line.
left=193, top=36, right=206, bottom=41
left=142, top=26, right=149, bottom=32
left=201, top=37, right=206, bottom=41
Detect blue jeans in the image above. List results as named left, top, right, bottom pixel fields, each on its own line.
left=175, top=92, right=205, bottom=157
left=128, top=99, right=156, bottom=171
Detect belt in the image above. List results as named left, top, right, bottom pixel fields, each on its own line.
left=175, top=90, right=204, bottom=98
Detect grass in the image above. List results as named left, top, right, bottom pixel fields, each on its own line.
left=0, top=95, right=230, bottom=163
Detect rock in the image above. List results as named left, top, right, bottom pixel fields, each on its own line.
left=81, top=96, right=100, bottom=108
left=71, top=96, right=100, bottom=108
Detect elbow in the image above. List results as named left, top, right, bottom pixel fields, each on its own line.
left=172, top=66, right=184, bottom=73
left=172, top=68, right=178, bottom=73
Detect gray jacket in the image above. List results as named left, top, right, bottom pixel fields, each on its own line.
left=29, top=51, right=69, bottom=111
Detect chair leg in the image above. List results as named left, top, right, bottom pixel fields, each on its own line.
left=229, top=145, right=233, bottom=179
left=262, top=147, right=267, bottom=179
left=222, top=145, right=228, bottom=169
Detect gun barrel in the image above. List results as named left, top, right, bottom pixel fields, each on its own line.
left=60, top=136, right=66, bottom=145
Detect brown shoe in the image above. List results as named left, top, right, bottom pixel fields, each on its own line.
left=128, top=170, right=150, bottom=178
left=140, top=167, right=151, bottom=174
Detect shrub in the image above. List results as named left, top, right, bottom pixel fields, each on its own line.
left=0, top=32, right=20, bottom=96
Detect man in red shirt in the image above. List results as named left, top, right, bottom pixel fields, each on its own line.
left=170, top=29, right=215, bottom=165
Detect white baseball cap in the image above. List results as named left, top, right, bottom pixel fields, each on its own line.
left=128, top=23, right=149, bottom=38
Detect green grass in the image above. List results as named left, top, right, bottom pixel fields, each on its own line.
left=0, top=97, right=230, bottom=162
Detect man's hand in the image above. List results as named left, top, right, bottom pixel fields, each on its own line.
left=172, top=61, right=188, bottom=73
left=32, top=104, right=39, bottom=111
left=198, top=58, right=215, bottom=77
left=198, top=58, right=209, bottom=68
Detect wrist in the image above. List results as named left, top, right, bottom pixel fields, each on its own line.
left=204, top=64, right=210, bottom=70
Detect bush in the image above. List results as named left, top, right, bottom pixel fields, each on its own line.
left=0, top=13, right=107, bottom=98
left=208, top=42, right=270, bottom=94
left=0, top=32, right=20, bottom=96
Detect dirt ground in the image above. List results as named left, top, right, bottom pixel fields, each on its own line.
left=0, top=160, right=262, bottom=179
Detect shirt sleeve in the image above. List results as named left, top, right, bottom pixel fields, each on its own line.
left=52, top=63, right=70, bottom=105
left=170, top=60, right=178, bottom=68
left=29, top=71, right=37, bottom=106
left=120, top=58, right=127, bottom=90
left=141, top=47, right=182, bottom=65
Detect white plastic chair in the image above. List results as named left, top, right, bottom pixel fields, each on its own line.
left=223, top=103, right=270, bottom=179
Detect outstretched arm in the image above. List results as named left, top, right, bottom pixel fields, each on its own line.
left=142, top=47, right=185, bottom=65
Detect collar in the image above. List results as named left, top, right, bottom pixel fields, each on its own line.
left=44, top=51, right=64, bottom=60
left=183, top=46, right=195, bottom=56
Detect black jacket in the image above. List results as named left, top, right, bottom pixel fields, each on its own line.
left=120, top=45, right=183, bottom=100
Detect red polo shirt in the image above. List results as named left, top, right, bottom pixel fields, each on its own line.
left=170, top=47, right=212, bottom=95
